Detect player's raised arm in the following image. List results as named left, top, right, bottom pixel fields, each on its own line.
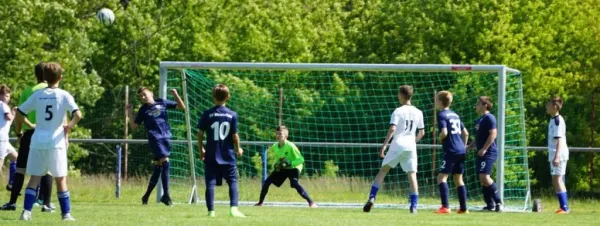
left=169, top=89, right=186, bottom=110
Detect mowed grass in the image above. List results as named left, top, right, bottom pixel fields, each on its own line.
left=0, top=175, right=597, bottom=225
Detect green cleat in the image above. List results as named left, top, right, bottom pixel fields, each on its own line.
left=229, top=207, right=246, bottom=218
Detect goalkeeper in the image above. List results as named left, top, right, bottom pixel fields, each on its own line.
left=254, top=125, right=317, bottom=208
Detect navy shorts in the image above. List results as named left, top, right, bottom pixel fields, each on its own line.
left=268, top=168, right=300, bottom=187
left=204, top=162, right=237, bottom=187
left=476, top=156, right=497, bottom=175
left=149, top=139, right=170, bottom=161
left=439, top=152, right=466, bottom=174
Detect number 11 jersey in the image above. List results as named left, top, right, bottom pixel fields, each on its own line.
left=197, top=105, right=238, bottom=165
left=437, top=109, right=466, bottom=154
left=389, top=105, right=424, bottom=152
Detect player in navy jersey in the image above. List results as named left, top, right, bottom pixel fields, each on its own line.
left=467, top=96, right=503, bottom=212
left=434, top=91, right=469, bottom=214
left=126, top=87, right=185, bottom=206
left=197, top=84, right=245, bottom=218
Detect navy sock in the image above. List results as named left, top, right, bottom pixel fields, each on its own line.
left=8, top=161, right=16, bottom=185
left=161, top=162, right=170, bottom=197
left=205, top=184, right=215, bottom=211
left=23, top=187, right=37, bottom=211
left=228, top=179, right=239, bottom=207
left=557, top=192, right=569, bottom=211
left=291, top=179, right=313, bottom=204
left=57, top=191, right=71, bottom=215
left=369, top=184, right=380, bottom=201
left=9, top=173, right=25, bottom=204
left=457, top=185, right=467, bottom=211
left=439, top=182, right=449, bottom=208
left=258, top=179, right=272, bottom=204
left=562, top=192, right=569, bottom=211
left=489, top=182, right=502, bottom=204
left=482, top=186, right=494, bottom=208
left=409, top=192, right=418, bottom=209
left=144, top=165, right=161, bottom=198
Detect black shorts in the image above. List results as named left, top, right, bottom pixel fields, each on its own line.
left=16, top=129, right=34, bottom=169
left=269, top=168, right=300, bottom=187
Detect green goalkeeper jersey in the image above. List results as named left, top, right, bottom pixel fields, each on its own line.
left=19, top=82, right=48, bottom=130
left=269, top=140, right=304, bottom=172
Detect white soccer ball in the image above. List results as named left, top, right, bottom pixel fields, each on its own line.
left=97, top=8, right=115, bottom=25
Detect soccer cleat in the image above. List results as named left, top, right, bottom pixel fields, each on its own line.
left=457, top=209, right=470, bottom=214
left=141, top=195, right=149, bottom=205
left=229, top=207, right=246, bottom=218
left=41, top=205, right=55, bottom=213
left=62, top=213, right=76, bottom=221
left=434, top=207, right=451, bottom=214
left=208, top=211, right=216, bottom=217
left=160, top=195, right=173, bottom=206
left=0, top=202, right=16, bottom=211
left=410, top=207, right=418, bottom=214
left=20, top=210, right=32, bottom=220
left=254, top=203, right=263, bottom=207
left=555, top=209, right=570, bottom=214
left=309, top=202, right=318, bottom=208
left=495, top=203, right=504, bottom=212
left=482, top=206, right=494, bottom=212
left=5, top=184, right=12, bottom=192
left=363, top=201, right=373, bottom=212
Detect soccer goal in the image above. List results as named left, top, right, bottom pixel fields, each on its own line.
left=158, top=62, right=530, bottom=211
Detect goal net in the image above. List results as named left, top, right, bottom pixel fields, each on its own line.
left=159, top=62, right=530, bottom=211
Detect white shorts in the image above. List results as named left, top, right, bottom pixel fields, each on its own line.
left=0, top=141, right=16, bottom=159
left=26, top=148, right=68, bottom=177
left=550, top=161, right=567, bottom=176
left=382, top=149, right=417, bottom=172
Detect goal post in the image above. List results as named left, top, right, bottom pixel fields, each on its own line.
left=158, top=62, right=530, bottom=211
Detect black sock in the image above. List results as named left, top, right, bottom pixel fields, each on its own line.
left=144, top=165, right=162, bottom=198
left=41, top=174, right=53, bottom=206
left=160, top=162, right=170, bottom=197
left=258, top=179, right=272, bottom=204
left=9, top=173, right=25, bottom=204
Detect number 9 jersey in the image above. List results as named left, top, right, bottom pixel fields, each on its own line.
left=17, top=88, right=79, bottom=149
left=437, top=109, right=466, bottom=154
left=197, top=105, right=238, bottom=165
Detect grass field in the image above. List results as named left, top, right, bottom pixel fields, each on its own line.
left=0, top=175, right=598, bottom=225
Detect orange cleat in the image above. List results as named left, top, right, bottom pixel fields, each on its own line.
left=435, top=207, right=451, bottom=214
left=555, top=209, right=570, bottom=214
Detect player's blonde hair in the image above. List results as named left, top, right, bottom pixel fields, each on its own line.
left=398, top=85, right=414, bottom=100
left=43, top=62, right=63, bottom=85
left=437, top=91, right=453, bottom=108
left=213, top=84, right=230, bottom=102
left=0, top=85, right=11, bottom=95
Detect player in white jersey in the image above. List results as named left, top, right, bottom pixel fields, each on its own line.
left=15, top=63, right=82, bottom=221
left=363, top=85, right=425, bottom=214
left=546, top=97, right=570, bottom=214
left=0, top=85, right=18, bottom=185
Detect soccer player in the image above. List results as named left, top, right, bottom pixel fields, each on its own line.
left=254, top=125, right=317, bottom=208
left=1, top=62, right=55, bottom=213
left=546, top=97, right=570, bottom=214
left=197, top=84, right=245, bottom=218
left=466, top=96, right=503, bottom=212
left=15, top=62, right=82, bottom=220
left=126, top=87, right=185, bottom=206
left=363, top=85, right=425, bottom=213
left=434, top=91, right=469, bottom=214
left=0, top=85, right=18, bottom=190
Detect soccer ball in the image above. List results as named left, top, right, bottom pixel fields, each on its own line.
left=97, top=8, right=115, bottom=25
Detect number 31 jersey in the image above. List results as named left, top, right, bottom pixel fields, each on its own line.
left=17, top=88, right=79, bottom=149
left=437, top=109, right=466, bottom=154
left=197, top=105, right=238, bottom=165
left=389, top=105, right=424, bottom=152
